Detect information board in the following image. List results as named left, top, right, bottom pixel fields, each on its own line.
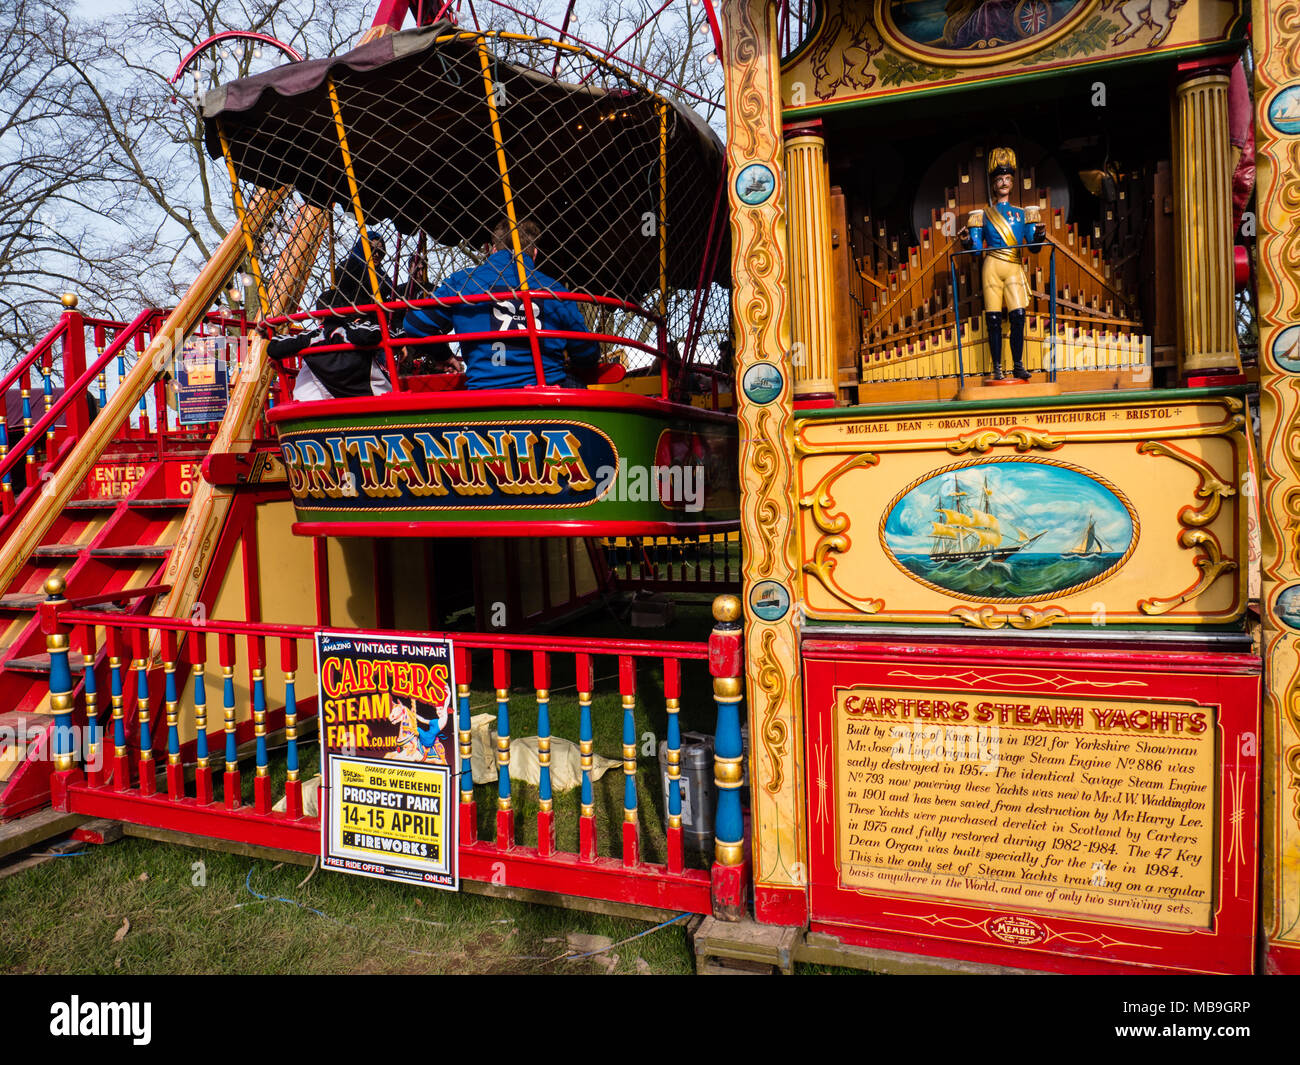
left=804, top=641, right=1260, bottom=974
left=316, top=630, right=458, bottom=889
left=176, top=335, right=230, bottom=426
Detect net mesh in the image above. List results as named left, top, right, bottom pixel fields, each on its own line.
left=206, top=26, right=730, bottom=388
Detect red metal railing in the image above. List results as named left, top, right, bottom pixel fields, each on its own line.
left=41, top=584, right=749, bottom=916
left=0, top=301, right=260, bottom=528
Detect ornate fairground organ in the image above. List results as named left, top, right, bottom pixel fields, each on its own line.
left=5, top=0, right=1300, bottom=979
left=713, top=0, right=1298, bottom=973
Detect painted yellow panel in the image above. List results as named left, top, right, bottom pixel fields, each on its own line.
left=795, top=394, right=1247, bottom=627
left=830, top=683, right=1216, bottom=927
left=328, top=537, right=378, bottom=631
left=782, top=0, right=1243, bottom=114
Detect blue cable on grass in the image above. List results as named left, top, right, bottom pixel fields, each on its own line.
left=561, top=912, right=691, bottom=961
left=242, top=866, right=343, bottom=924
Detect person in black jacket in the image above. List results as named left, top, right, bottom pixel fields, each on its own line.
left=260, top=288, right=394, bottom=401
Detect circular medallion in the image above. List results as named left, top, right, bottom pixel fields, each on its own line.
left=750, top=580, right=791, bottom=622
left=1275, top=585, right=1300, bottom=631
left=742, top=362, right=785, bottom=404
left=1268, top=86, right=1300, bottom=136
left=1272, top=325, right=1300, bottom=372
left=735, top=163, right=776, bottom=207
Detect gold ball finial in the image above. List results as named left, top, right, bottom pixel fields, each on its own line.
left=60, top=293, right=79, bottom=310
left=44, top=575, right=66, bottom=597
left=713, top=594, right=742, bottom=623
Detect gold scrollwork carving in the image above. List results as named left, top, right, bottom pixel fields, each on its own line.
left=1138, top=529, right=1237, bottom=615
left=947, top=428, right=1063, bottom=454
left=800, top=452, right=885, bottom=613
left=950, top=605, right=1067, bottom=629
left=756, top=627, right=788, bottom=795
left=1138, top=440, right=1236, bottom=527
left=1287, top=745, right=1300, bottom=824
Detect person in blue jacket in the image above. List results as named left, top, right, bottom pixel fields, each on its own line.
left=402, top=218, right=600, bottom=389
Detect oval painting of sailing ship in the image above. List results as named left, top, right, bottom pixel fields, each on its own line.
left=876, top=0, right=1099, bottom=67
left=881, top=460, right=1137, bottom=602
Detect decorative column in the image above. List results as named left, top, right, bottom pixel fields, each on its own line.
left=1174, top=64, right=1240, bottom=376
left=784, top=124, right=837, bottom=405
left=719, top=0, right=809, bottom=928
left=42, top=576, right=82, bottom=808
left=710, top=594, right=747, bottom=920
left=1253, top=0, right=1300, bottom=975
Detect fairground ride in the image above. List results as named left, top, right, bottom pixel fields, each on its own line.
left=0, top=0, right=1298, bottom=976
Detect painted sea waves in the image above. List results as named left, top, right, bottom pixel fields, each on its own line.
left=882, top=460, right=1136, bottom=600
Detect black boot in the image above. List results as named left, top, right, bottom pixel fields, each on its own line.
left=1009, top=310, right=1031, bottom=380
left=985, top=312, right=1004, bottom=379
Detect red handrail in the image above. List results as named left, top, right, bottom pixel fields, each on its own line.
left=54, top=605, right=710, bottom=659
left=0, top=319, right=67, bottom=400
left=0, top=308, right=157, bottom=486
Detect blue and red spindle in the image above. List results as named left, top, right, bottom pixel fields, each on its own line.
left=664, top=657, right=684, bottom=874
left=0, top=415, right=11, bottom=513
left=20, top=367, right=33, bottom=475
left=456, top=644, right=476, bottom=844
left=133, top=330, right=149, bottom=431
left=710, top=594, right=747, bottom=920
left=576, top=652, right=596, bottom=861
left=221, top=634, right=240, bottom=809
left=82, top=627, right=102, bottom=787
left=44, top=578, right=78, bottom=805
left=282, top=638, right=302, bottom=819
left=107, top=628, right=130, bottom=790
left=132, top=627, right=155, bottom=795
left=620, top=655, right=639, bottom=866
left=40, top=348, right=53, bottom=444
left=534, top=651, right=554, bottom=857
left=493, top=648, right=513, bottom=850
left=252, top=638, right=271, bottom=814
left=190, top=631, right=213, bottom=804
left=163, top=631, right=184, bottom=800
left=93, top=324, right=108, bottom=410
left=117, top=336, right=129, bottom=427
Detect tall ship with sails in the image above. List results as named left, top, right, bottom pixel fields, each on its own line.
left=1064, top=514, right=1111, bottom=559
left=930, top=475, right=1045, bottom=563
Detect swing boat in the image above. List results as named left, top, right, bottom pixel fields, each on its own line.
left=204, top=22, right=738, bottom=538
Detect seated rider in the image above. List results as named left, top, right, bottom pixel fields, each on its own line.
left=402, top=218, right=600, bottom=389
left=259, top=287, right=394, bottom=401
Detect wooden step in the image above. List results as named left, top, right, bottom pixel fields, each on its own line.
left=4, top=651, right=86, bottom=675
left=128, top=498, right=191, bottom=509
left=32, top=545, right=84, bottom=559
left=0, top=594, right=44, bottom=610
left=89, top=545, right=173, bottom=559
left=65, top=499, right=119, bottom=511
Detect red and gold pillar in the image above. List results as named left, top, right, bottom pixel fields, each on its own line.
left=718, top=0, right=809, bottom=926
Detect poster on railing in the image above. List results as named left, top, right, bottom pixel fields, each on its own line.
left=316, top=630, right=459, bottom=890
left=176, top=335, right=230, bottom=426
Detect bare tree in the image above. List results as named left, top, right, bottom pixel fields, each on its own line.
left=0, top=0, right=372, bottom=364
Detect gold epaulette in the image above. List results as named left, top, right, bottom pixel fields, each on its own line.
left=967, top=209, right=984, bottom=227
left=1024, top=206, right=1042, bottom=224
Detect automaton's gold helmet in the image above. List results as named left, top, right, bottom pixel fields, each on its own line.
left=988, top=147, right=1017, bottom=177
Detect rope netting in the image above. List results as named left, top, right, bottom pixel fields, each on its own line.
left=204, top=25, right=730, bottom=396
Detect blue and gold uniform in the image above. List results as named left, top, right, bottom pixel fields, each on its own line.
left=966, top=200, right=1039, bottom=312
left=961, top=147, right=1045, bottom=380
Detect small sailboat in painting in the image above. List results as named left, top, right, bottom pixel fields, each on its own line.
left=1063, top=514, right=1111, bottom=559
left=930, top=475, right=1045, bottom=563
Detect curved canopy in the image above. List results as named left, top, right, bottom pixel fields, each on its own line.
left=203, top=25, right=727, bottom=298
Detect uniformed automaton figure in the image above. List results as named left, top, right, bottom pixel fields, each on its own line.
left=960, top=147, right=1046, bottom=381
